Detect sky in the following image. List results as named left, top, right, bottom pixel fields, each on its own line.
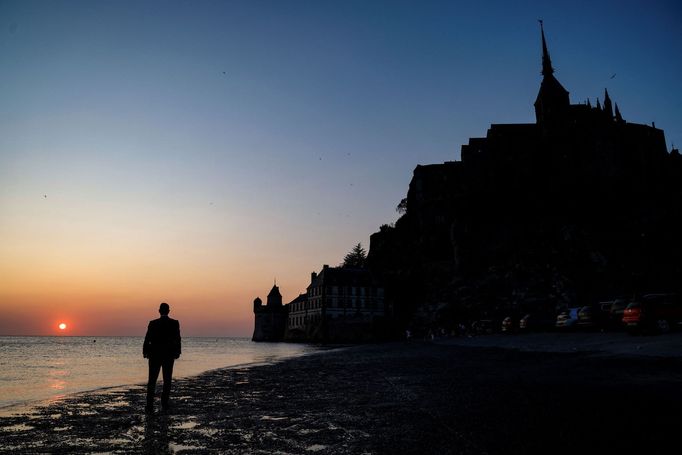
left=1, top=0, right=680, bottom=336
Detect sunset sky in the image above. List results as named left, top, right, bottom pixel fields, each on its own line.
left=1, top=0, right=680, bottom=336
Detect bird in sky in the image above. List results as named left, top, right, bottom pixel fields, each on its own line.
left=610, top=73, right=616, bottom=79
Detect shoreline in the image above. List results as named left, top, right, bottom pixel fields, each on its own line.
left=3, top=331, right=677, bottom=416
left=0, top=337, right=322, bottom=416
left=0, top=345, right=338, bottom=418
left=1, top=339, right=681, bottom=453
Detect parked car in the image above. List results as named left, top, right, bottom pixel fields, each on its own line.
left=519, top=313, right=556, bottom=332
left=577, top=305, right=597, bottom=329
left=623, top=294, right=682, bottom=334
left=577, top=304, right=613, bottom=330
left=471, top=319, right=495, bottom=335
left=604, top=298, right=629, bottom=329
left=556, top=307, right=580, bottom=329
left=501, top=316, right=517, bottom=333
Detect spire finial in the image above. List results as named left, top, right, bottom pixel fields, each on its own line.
left=539, top=19, right=554, bottom=76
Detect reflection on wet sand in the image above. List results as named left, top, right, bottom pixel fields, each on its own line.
left=1, top=336, right=316, bottom=411
left=0, top=350, right=358, bottom=453
left=1, top=343, right=682, bottom=453
left=143, top=414, right=170, bottom=455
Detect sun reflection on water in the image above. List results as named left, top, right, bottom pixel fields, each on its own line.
left=48, top=360, right=70, bottom=391
left=1, top=336, right=317, bottom=413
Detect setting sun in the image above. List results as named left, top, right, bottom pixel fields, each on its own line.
left=58, top=323, right=67, bottom=330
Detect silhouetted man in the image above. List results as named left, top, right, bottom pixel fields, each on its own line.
left=143, top=302, right=181, bottom=414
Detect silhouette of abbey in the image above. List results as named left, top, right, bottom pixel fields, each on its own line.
left=255, top=25, right=682, bottom=340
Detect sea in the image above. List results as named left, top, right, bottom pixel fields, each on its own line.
left=0, top=336, right=317, bottom=415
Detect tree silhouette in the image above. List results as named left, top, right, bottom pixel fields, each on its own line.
left=396, top=197, right=408, bottom=214
left=342, top=243, right=367, bottom=268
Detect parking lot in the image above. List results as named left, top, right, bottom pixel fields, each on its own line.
left=440, top=330, right=682, bottom=358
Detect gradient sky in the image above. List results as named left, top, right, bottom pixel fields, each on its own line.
left=1, top=0, right=680, bottom=336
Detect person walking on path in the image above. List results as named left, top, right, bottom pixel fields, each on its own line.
left=143, top=302, right=181, bottom=414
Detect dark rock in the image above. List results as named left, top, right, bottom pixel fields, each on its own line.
left=368, top=27, right=682, bottom=334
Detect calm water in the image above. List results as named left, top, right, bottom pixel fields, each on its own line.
left=0, top=336, right=317, bottom=413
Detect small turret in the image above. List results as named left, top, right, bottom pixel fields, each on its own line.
left=267, top=285, right=283, bottom=307
left=615, top=103, right=624, bottom=123
left=603, top=89, right=614, bottom=120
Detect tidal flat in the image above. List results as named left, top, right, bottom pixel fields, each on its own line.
left=1, top=340, right=680, bottom=454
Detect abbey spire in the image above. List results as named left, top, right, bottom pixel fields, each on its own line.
left=534, top=21, right=570, bottom=127
left=540, top=20, right=554, bottom=76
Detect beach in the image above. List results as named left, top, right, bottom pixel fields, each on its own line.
left=1, top=334, right=681, bottom=454
left=0, top=337, right=316, bottom=411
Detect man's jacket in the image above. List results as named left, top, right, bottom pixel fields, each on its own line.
left=143, top=316, right=181, bottom=359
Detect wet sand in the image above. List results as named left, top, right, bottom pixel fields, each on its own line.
left=1, top=340, right=681, bottom=454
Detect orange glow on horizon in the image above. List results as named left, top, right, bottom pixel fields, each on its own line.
left=0, top=267, right=310, bottom=336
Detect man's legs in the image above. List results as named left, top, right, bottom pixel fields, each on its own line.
left=160, top=358, right=175, bottom=410
left=146, top=358, right=162, bottom=412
